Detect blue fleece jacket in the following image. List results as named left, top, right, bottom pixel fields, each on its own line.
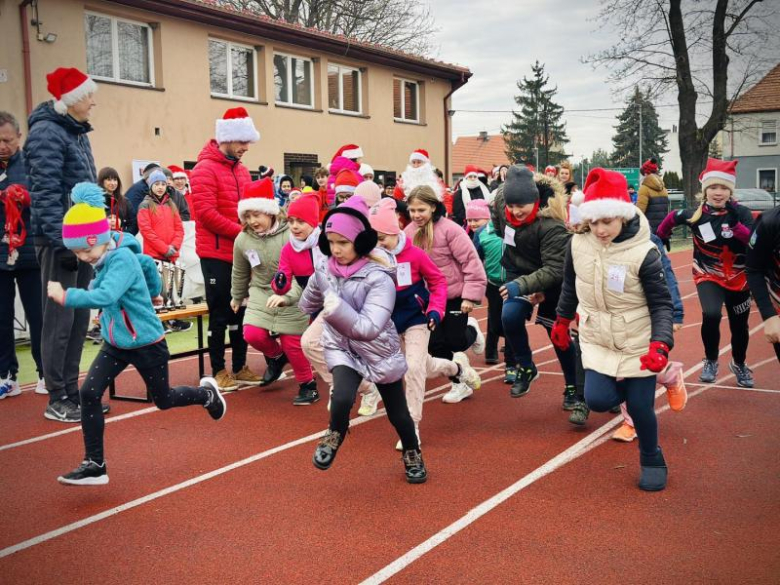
left=64, top=232, right=165, bottom=348
left=650, top=233, right=684, bottom=324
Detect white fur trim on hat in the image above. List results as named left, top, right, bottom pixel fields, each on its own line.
left=238, top=197, right=279, bottom=217
left=335, top=184, right=357, bottom=195
left=216, top=117, right=260, bottom=143
left=172, top=171, right=188, bottom=180
left=341, top=146, right=363, bottom=159
left=410, top=152, right=429, bottom=163
left=578, top=198, right=636, bottom=222
left=53, top=78, right=98, bottom=115
left=569, top=190, right=585, bottom=206
left=700, top=170, right=736, bottom=186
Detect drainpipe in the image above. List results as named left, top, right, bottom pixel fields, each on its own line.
left=20, top=0, right=35, bottom=118
left=443, top=73, right=466, bottom=185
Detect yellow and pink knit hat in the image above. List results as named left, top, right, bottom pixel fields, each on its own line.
left=62, top=182, right=110, bottom=249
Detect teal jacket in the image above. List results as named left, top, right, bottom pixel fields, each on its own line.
left=473, top=223, right=505, bottom=287
left=64, top=232, right=165, bottom=349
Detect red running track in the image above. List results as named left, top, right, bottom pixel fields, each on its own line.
left=1, top=249, right=779, bottom=583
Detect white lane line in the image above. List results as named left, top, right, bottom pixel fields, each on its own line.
left=687, top=382, right=780, bottom=395
left=0, top=368, right=508, bottom=559
left=358, top=329, right=767, bottom=584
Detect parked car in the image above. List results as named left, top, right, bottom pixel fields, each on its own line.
left=732, top=189, right=778, bottom=218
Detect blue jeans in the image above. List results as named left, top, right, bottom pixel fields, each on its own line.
left=584, top=370, right=658, bottom=456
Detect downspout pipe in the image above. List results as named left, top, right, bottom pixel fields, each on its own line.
left=443, top=72, right=468, bottom=185
left=20, top=0, right=35, bottom=118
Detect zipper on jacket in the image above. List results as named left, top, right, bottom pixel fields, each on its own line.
left=108, top=318, right=115, bottom=346
left=122, top=309, right=138, bottom=341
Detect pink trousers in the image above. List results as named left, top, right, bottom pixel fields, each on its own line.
left=243, top=324, right=313, bottom=383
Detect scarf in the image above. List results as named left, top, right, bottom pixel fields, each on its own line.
left=459, top=181, right=493, bottom=206
left=505, top=200, right=540, bottom=227
left=290, top=226, right=321, bottom=252
left=328, top=255, right=370, bottom=279
left=2, top=184, right=31, bottom=265
left=386, top=231, right=407, bottom=257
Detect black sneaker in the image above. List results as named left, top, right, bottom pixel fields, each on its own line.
left=402, top=449, right=428, bottom=484
left=201, top=377, right=227, bottom=420
left=313, top=430, right=343, bottom=470
left=609, top=404, right=621, bottom=414
left=168, top=319, right=192, bottom=333
left=729, top=360, right=754, bottom=388
left=58, top=459, right=109, bottom=486
left=261, top=353, right=288, bottom=386
left=568, top=401, right=590, bottom=426
left=699, top=359, right=718, bottom=383
left=485, top=333, right=499, bottom=365
left=293, top=381, right=320, bottom=405
left=45, top=399, right=81, bottom=423
left=504, top=366, right=518, bottom=385
left=562, top=385, right=578, bottom=410
left=510, top=365, right=539, bottom=398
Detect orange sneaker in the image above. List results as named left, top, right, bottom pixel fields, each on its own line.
left=661, top=362, right=687, bottom=412
left=612, top=422, right=637, bottom=442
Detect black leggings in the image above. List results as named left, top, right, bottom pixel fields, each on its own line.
left=697, top=282, right=751, bottom=363
left=485, top=283, right=516, bottom=365
left=201, top=257, right=248, bottom=374
left=330, top=366, right=418, bottom=450
left=428, top=297, right=478, bottom=361
left=80, top=343, right=209, bottom=463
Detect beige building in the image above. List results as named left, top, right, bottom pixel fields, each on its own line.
left=2, top=0, right=471, bottom=186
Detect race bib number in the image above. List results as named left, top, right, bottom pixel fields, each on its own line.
left=397, top=262, right=412, bottom=287
left=504, top=226, right=516, bottom=247
left=245, top=249, right=261, bottom=267
left=698, top=222, right=717, bottom=243
left=607, top=264, right=627, bottom=294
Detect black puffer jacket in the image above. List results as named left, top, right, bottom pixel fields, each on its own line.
left=24, top=102, right=96, bottom=248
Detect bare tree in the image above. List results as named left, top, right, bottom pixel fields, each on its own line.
left=585, top=0, right=778, bottom=203
left=212, top=0, right=439, bottom=56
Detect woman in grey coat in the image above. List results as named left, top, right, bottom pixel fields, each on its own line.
left=299, top=195, right=427, bottom=484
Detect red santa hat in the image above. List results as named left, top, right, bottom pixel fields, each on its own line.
left=216, top=107, right=260, bottom=144
left=238, top=178, right=279, bottom=217
left=46, top=67, right=98, bottom=115
left=699, top=158, right=737, bottom=193
left=464, top=164, right=480, bottom=177
left=544, top=165, right=557, bottom=175
left=409, top=149, right=430, bottom=163
left=334, top=169, right=361, bottom=195
left=333, top=144, right=364, bottom=161
left=578, top=168, right=636, bottom=222
left=168, top=165, right=188, bottom=180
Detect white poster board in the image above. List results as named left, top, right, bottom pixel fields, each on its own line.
left=131, top=159, right=160, bottom=182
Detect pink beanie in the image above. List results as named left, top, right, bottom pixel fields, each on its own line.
left=465, top=199, right=490, bottom=220
left=369, top=198, right=401, bottom=235
left=354, top=180, right=382, bottom=207
left=325, top=195, right=370, bottom=242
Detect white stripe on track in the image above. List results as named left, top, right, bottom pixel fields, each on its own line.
left=686, top=382, right=780, bottom=395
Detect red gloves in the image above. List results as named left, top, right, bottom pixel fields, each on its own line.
left=640, top=341, right=670, bottom=373
left=551, top=317, right=573, bottom=351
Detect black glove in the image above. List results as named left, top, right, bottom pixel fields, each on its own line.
left=59, top=251, right=78, bottom=272
left=663, top=238, right=671, bottom=252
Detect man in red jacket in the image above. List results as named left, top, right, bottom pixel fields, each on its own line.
left=190, top=107, right=261, bottom=391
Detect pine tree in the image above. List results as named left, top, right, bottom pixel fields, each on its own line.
left=610, top=87, right=669, bottom=168
left=591, top=148, right=612, bottom=168
left=503, top=61, right=569, bottom=167
left=663, top=171, right=682, bottom=190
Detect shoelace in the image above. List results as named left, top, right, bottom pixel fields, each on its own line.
left=320, top=430, right=342, bottom=449
left=403, top=450, right=423, bottom=467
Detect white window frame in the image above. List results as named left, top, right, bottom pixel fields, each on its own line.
left=393, top=77, right=420, bottom=123
left=208, top=39, right=258, bottom=101
left=84, top=11, right=155, bottom=87
left=273, top=52, right=314, bottom=109
left=759, top=119, right=778, bottom=146
left=756, top=168, right=778, bottom=191
left=328, top=63, right=362, bottom=115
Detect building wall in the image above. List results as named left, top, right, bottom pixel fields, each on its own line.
left=724, top=112, right=780, bottom=158
left=724, top=155, right=779, bottom=190
left=1, top=0, right=455, bottom=186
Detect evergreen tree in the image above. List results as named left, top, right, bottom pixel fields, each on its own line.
left=503, top=61, right=569, bottom=167
left=590, top=148, right=612, bottom=168
left=663, top=171, right=682, bottom=190
left=610, top=87, right=669, bottom=168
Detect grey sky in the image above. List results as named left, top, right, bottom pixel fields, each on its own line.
left=428, top=0, right=685, bottom=162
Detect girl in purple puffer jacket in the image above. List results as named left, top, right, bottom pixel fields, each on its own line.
left=299, top=195, right=427, bottom=484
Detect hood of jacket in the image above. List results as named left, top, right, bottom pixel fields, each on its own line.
left=243, top=217, right=288, bottom=240
left=28, top=101, right=93, bottom=135
left=641, top=174, right=664, bottom=193
left=330, top=156, right=360, bottom=175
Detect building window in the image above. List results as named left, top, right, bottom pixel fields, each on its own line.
left=85, top=12, right=154, bottom=86
left=328, top=64, right=361, bottom=114
left=274, top=53, right=313, bottom=108
left=759, top=120, right=777, bottom=145
left=209, top=40, right=256, bottom=100
left=758, top=169, right=777, bottom=192
left=393, top=78, right=419, bottom=122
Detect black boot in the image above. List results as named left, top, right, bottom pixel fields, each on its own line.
left=293, top=380, right=320, bottom=405
left=568, top=400, right=589, bottom=426
left=261, top=353, right=288, bottom=386
left=639, top=447, right=667, bottom=491
left=485, top=332, right=499, bottom=365
left=402, top=449, right=428, bottom=484
left=313, top=430, right=343, bottom=470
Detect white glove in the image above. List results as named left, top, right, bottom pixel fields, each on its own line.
left=322, top=291, right=341, bottom=316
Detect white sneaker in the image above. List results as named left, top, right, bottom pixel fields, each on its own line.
left=442, top=381, right=473, bottom=404
left=468, top=317, right=485, bottom=355
left=453, top=353, right=481, bottom=391
left=35, top=378, right=48, bottom=395
left=357, top=384, right=381, bottom=416
left=395, top=425, right=421, bottom=451
left=0, top=377, right=21, bottom=399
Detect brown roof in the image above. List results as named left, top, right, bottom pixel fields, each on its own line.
left=109, top=0, right=471, bottom=85
left=452, top=134, right=512, bottom=175
left=731, top=63, right=780, bottom=114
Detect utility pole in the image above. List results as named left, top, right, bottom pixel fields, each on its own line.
left=639, top=101, right=643, bottom=167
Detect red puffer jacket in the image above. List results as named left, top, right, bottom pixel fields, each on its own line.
left=190, top=140, right=252, bottom=263
left=136, top=191, right=184, bottom=261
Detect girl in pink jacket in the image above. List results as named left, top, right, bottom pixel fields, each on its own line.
left=369, top=198, right=481, bottom=447
left=404, top=185, right=488, bottom=404
left=271, top=194, right=320, bottom=296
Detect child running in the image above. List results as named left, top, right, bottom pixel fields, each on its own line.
left=369, top=197, right=481, bottom=449
left=231, top=179, right=314, bottom=403
left=404, top=185, right=487, bottom=404
left=136, top=169, right=184, bottom=263
left=48, top=183, right=226, bottom=486
left=552, top=169, right=674, bottom=491
left=656, top=158, right=755, bottom=386
left=745, top=205, right=780, bottom=363
left=299, top=195, right=427, bottom=483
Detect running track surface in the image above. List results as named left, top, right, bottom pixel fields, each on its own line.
left=2, top=249, right=779, bottom=584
